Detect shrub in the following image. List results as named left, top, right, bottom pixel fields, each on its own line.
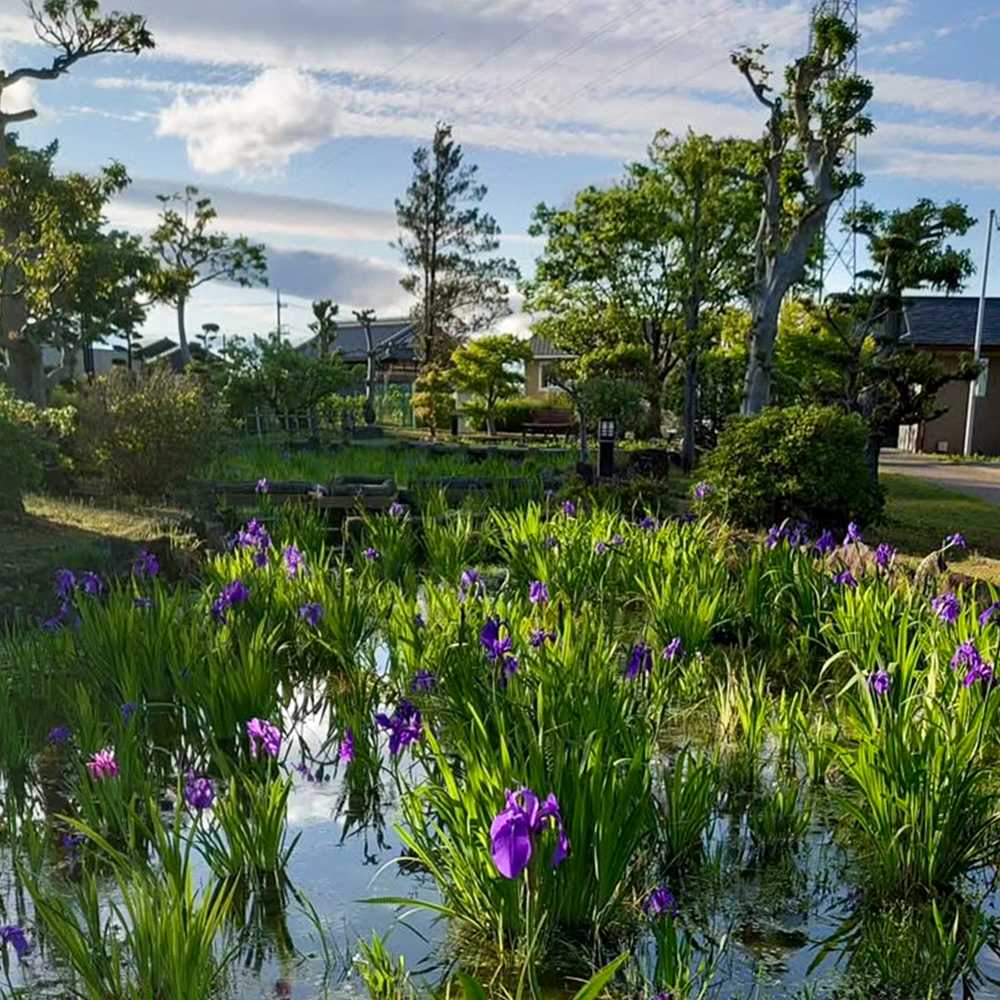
left=0, top=385, right=74, bottom=514
left=466, top=398, right=537, bottom=433
left=412, top=366, right=455, bottom=438
left=74, top=366, right=222, bottom=497
left=699, top=405, right=883, bottom=530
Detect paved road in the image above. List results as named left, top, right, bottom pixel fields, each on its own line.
left=880, top=451, right=1000, bottom=507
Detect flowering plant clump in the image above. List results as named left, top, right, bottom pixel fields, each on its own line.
left=212, top=579, right=249, bottom=622
left=54, top=568, right=76, bottom=600
left=868, top=669, right=891, bottom=697
left=951, top=641, right=994, bottom=688
left=530, top=629, right=557, bottom=648
left=626, top=643, right=653, bottom=680
left=362, top=547, right=381, bottom=561
left=481, top=618, right=518, bottom=679
left=873, top=543, right=897, bottom=569
left=284, top=544, right=306, bottom=579
left=981, top=601, right=1000, bottom=629
left=814, top=529, right=837, bottom=556
left=246, top=718, right=282, bottom=759
left=561, top=499, right=576, bottom=516
left=133, top=550, right=160, bottom=577
left=86, top=748, right=118, bottom=781
left=255, top=477, right=269, bottom=495
left=490, top=788, right=569, bottom=879
left=459, top=568, right=485, bottom=602
left=236, top=519, right=273, bottom=567
left=0, top=924, right=29, bottom=957
left=944, top=533, right=967, bottom=549
left=931, top=592, right=961, bottom=625
left=184, top=773, right=215, bottom=810
left=642, top=885, right=677, bottom=918
left=388, top=501, right=406, bottom=517
left=48, top=725, right=71, bottom=745
left=339, top=727, right=355, bottom=763
left=528, top=580, right=549, bottom=604
left=79, top=571, right=104, bottom=596
left=376, top=701, right=422, bottom=755
left=299, top=602, right=324, bottom=627
left=662, top=637, right=684, bottom=663
left=694, top=482, right=712, bottom=501
left=833, top=570, right=858, bottom=590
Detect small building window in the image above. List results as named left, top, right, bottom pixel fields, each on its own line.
left=539, top=362, right=558, bottom=391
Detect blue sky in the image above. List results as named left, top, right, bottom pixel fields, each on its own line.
left=1, top=0, right=999, bottom=343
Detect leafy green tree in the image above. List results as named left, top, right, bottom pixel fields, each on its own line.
left=0, top=137, right=142, bottom=404
left=395, top=122, right=520, bottom=364
left=0, top=0, right=153, bottom=405
left=524, top=131, right=756, bottom=445
left=148, top=186, right=268, bottom=368
left=451, top=334, right=532, bottom=436
left=733, top=15, right=873, bottom=414
left=775, top=199, right=978, bottom=479
left=309, top=298, right=339, bottom=357
left=411, top=364, right=454, bottom=438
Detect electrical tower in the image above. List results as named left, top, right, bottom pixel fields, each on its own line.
left=812, top=0, right=860, bottom=298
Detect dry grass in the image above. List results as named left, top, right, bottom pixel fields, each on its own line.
left=0, top=495, right=184, bottom=623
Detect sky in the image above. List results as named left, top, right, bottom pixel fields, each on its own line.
left=1, top=0, right=999, bottom=345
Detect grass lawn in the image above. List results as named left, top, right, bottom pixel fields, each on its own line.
left=879, top=473, right=1000, bottom=586
left=0, top=495, right=182, bottom=623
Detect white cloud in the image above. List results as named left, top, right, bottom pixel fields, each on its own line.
left=866, top=147, right=1000, bottom=186
left=870, top=71, right=1000, bottom=121
left=881, top=39, right=923, bottom=55
left=107, top=180, right=400, bottom=244
left=859, top=2, right=912, bottom=34
left=934, top=26, right=953, bottom=38
left=156, top=67, right=340, bottom=176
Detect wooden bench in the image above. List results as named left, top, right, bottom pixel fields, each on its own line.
left=522, top=409, right=577, bottom=442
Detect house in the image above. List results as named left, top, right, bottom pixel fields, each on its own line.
left=132, top=336, right=222, bottom=370
left=897, top=295, right=1000, bottom=456
left=297, top=317, right=420, bottom=386
left=524, top=334, right=575, bottom=400
left=42, top=343, right=125, bottom=380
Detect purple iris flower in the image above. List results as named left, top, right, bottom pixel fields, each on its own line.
left=61, top=832, right=84, bottom=854
left=121, top=702, right=138, bottom=724
left=626, top=643, right=654, bottom=679
left=410, top=669, right=436, bottom=693
left=694, top=482, right=712, bottom=501
left=814, top=530, right=837, bottom=556
left=363, top=547, right=380, bottom=561
left=54, top=568, right=76, bottom=600
left=787, top=522, right=809, bottom=548
left=530, top=629, right=557, bottom=648
left=931, top=592, right=960, bottom=625
left=595, top=541, right=608, bottom=555
left=458, top=568, right=484, bottom=602
left=980, top=602, right=1000, bottom=629
left=42, top=603, right=70, bottom=632
left=639, top=515, right=658, bottom=530
left=489, top=788, right=569, bottom=879
left=843, top=522, right=862, bottom=546
left=133, top=550, right=160, bottom=577
left=184, top=773, right=215, bottom=810
left=340, top=727, right=355, bottom=763
left=561, top=500, right=576, bottom=516
left=414, top=613, right=426, bottom=629
left=237, top=519, right=272, bottom=567
left=944, top=533, right=967, bottom=549
left=950, top=640, right=993, bottom=687
left=284, top=545, right=306, bottom=579
left=663, top=637, right=684, bottom=662
left=212, top=578, right=249, bottom=622
left=299, top=602, right=324, bottom=627
left=867, top=670, right=891, bottom=696
left=246, top=718, right=282, bottom=759
left=833, top=570, right=858, bottom=590
left=481, top=618, right=519, bottom=678
left=79, top=571, right=104, bottom=596
left=375, top=701, right=422, bottom=755
left=0, top=924, right=29, bottom=957
left=529, top=580, right=549, bottom=604
left=134, top=596, right=153, bottom=610
left=874, top=543, right=897, bottom=569
left=48, top=725, right=71, bottom=744
left=642, top=885, right=677, bottom=918
left=765, top=525, right=786, bottom=550
left=255, top=477, right=270, bottom=495
left=388, top=501, right=406, bottom=518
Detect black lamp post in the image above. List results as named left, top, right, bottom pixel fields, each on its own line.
left=598, top=416, right=616, bottom=480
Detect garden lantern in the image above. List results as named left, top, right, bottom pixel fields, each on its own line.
left=598, top=417, right=616, bottom=479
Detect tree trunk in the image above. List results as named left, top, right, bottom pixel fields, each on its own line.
left=644, top=392, right=663, bottom=440
left=682, top=355, right=698, bottom=472
left=4, top=337, right=46, bottom=407
left=364, top=339, right=376, bottom=425
left=176, top=295, right=191, bottom=367
left=864, top=425, right=883, bottom=485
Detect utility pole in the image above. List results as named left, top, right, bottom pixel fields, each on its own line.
left=276, top=288, right=283, bottom=337
left=964, top=208, right=996, bottom=457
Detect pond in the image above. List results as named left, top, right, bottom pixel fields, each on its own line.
left=1, top=503, right=998, bottom=999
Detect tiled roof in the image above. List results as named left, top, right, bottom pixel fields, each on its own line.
left=901, top=296, right=1000, bottom=349
left=298, top=319, right=417, bottom=362
left=528, top=334, right=575, bottom=359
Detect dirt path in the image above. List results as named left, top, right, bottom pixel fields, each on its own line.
left=880, top=451, right=1000, bottom=507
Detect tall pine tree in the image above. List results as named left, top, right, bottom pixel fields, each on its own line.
left=394, top=123, right=519, bottom=365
